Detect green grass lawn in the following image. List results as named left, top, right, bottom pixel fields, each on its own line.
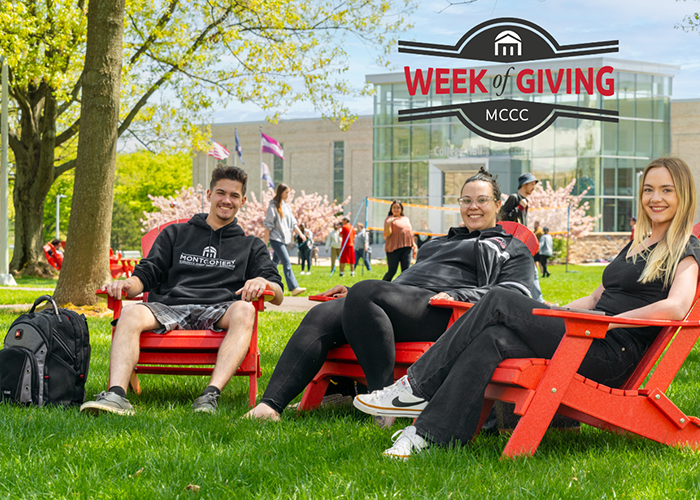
left=2, top=265, right=700, bottom=498
left=3, top=275, right=58, bottom=289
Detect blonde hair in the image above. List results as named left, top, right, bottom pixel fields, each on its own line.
left=631, top=157, right=696, bottom=288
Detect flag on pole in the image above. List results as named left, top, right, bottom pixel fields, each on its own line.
left=234, top=129, right=245, bottom=165
left=261, top=162, right=274, bottom=190
left=261, top=132, right=284, bottom=159
left=207, top=141, right=230, bottom=160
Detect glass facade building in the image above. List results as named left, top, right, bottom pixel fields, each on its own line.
left=368, top=57, right=679, bottom=231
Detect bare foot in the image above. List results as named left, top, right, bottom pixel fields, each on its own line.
left=243, top=403, right=281, bottom=421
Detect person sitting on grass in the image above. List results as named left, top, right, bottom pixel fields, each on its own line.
left=353, top=157, right=700, bottom=459
left=81, top=166, right=284, bottom=416
left=245, top=167, right=536, bottom=423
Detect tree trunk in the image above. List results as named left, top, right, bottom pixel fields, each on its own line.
left=9, top=85, right=58, bottom=277
left=53, top=0, right=125, bottom=306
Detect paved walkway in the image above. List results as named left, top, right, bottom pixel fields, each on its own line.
left=0, top=296, right=320, bottom=313
left=1, top=287, right=55, bottom=291
left=266, top=296, right=320, bottom=313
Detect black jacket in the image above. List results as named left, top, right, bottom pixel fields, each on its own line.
left=500, top=193, right=528, bottom=225
left=394, top=225, right=534, bottom=302
left=132, top=214, right=282, bottom=306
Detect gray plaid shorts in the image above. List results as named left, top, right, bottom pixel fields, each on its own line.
left=135, top=302, right=234, bottom=334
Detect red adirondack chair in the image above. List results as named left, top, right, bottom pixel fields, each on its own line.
left=97, top=219, right=271, bottom=407
left=298, top=221, right=539, bottom=410
left=479, top=223, right=700, bottom=457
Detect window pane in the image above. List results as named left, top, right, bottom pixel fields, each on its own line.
left=635, top=120, right=652, bottom=158
left=555, top=118, right=577, bottom=157
left=333, top=141, right=344, bottom=201
left=618, top=72, right=635, bottom=118
left=617, top=119, right=635, bottom=156
left=653, top=121, right=670, bottom=158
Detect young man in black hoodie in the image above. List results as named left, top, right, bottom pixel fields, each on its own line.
left=81, top=167, right=284, bottom=415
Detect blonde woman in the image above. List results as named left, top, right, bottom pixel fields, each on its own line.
left=355, top=157, right=700, bottom=459
left=263, top=183, right=306, bottom=296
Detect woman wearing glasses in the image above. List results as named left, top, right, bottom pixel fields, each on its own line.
left=355, top=157, right=700, bottom=459
left=246, top=168, right=536, bottom=421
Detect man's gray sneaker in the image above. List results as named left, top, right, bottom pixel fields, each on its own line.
left=80, top=391, right=135, bottom=416
left=192, top=392, right=220, bottom=413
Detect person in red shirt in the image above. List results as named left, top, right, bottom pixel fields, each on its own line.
left=339, top=216, right=356, bottom=277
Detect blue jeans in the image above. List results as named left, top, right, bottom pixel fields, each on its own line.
left=270, top=239, right=299, bottom=291
left=355, top=248, right=371, bottom=271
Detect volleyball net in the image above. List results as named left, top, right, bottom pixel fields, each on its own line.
left=365, top=198, right=570, bottom=236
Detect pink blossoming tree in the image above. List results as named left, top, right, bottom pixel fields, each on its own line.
left=142, top=186, right=349, bottom=243
left=521, top=179, right=599, bottom=239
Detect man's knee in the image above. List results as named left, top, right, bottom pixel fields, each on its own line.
left=221, top=300, right=256, bottom=330
left=117, top=303, right=157, bottom=332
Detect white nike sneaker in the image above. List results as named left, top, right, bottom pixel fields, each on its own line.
left=353, top=375, right=427, bottom=418
left=383, top=426, right=428, bottom=460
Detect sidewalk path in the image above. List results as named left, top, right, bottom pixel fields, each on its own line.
left=1, top=287, right=55, bottom=291
left=266, top=296, right=320, bottom=313
left=0, top=297, right=320, bottom=313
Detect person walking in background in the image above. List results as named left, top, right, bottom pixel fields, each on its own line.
left=539, top=226, right=553, bottom=278
left=630, top=216, right=637, bottom=242
left=500, top=172, right=544, bottom=303
left=325, top=222, right=342, bottom=271
left=354, top=222, right=371, bottom=271
left=339, top=217, right=356, bottom=277
left=297, top=223, right=314, bottom=275
left=383, top=201, right=416, bottom=281
left=263, top=183, right=307, bottom=296
left=533, top=220, right=544, bottom=275
left=500, top=172, right=538, bottom=226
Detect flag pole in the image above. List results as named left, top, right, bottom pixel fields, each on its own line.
left=233, top=128, right=237, bottom=167
left=259, top=125, right=263, bottom=200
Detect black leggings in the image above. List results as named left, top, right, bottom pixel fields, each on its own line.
left=259, top=280, right=452, bottom=413
left=383, top=246, right=412, bottom=281
left=407, top=288, right=648, bottom=446
left=540, top=255, right=550, bottom=276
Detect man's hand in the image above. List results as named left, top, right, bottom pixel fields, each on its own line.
left=101, top=276, right=142, bottom=299
left=319, top=285, right=349, bottom=299
left=236, top=277, right=270, bottom=302
left=430, top=292, right=454, bottom=302
left=518, top=198, right=528, bottom=209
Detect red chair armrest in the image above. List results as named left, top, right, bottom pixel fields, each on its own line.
left=533, top=308, right=697, bottom=328
left=309, top=295, right=338, bottom=302
left=429, top=298, right=472, bottom=309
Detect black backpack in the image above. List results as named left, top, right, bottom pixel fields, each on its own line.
left=0, top=295, right=90, bottom=406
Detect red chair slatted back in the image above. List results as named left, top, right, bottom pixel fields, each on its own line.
left=141, top=218, right=192, bottom=258
left=499, top=221, right=539, bottom=256
left=140, top=218, right=191, bottom=302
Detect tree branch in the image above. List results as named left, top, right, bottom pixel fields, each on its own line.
left=53, top=158, right=76, bottom=178
left=126, top=0, right=180, bottom=68
left=119, top=7, right=232, bottom=136
left=56, top=73, right=83, bottom=117
left=55, top=118, right=80, bottom=147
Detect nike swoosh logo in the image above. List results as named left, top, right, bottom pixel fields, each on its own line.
left=391, top=397, right=423, bottom=408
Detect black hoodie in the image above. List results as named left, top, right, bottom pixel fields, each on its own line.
left=393, top=225, right=534, bottom=302
left=132, top=214, right=283, bottom=305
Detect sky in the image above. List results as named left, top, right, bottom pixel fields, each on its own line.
left=211, top=0, right=700, bottom=124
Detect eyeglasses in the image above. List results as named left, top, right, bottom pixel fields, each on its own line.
left=458, top=196, right=497, bottom=207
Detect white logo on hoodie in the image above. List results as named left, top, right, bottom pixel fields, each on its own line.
left=179, top=245, right=236, bottom=269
